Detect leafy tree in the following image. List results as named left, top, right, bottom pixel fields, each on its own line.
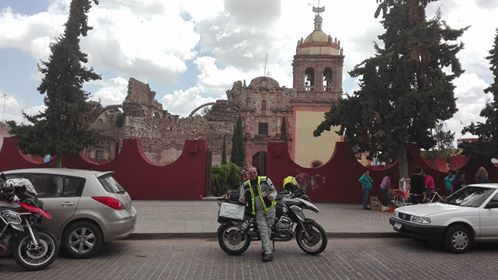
left=7, top=0, right=101, bottom=167
left=221, top=135, right=227, bottom=164
left=460, top=27, right=498, bottom=159
left=422, top=121, right=455, bottom=160
left=230, top=116, right=245, bottom=167
left=210, top=163, right=241, bottom=196
left=314, top=0, right=466, bottom=177
left=280, top=116, right=288, bottom=141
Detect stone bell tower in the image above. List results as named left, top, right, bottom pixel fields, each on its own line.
left=292, top=5, right=344, bottom=101
left=289, top=4, right=344, bottom=167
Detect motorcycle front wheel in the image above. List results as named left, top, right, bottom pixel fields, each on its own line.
left=13, top=231, right=59, bottom=271
left=217, top=223, right=251, bottom=255
left=296, top=221, right=327, bottom=255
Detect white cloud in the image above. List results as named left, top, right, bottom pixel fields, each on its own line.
left=0, top=0, right=497, bottom=142
left=445, top=73, right=491, bottom=140
left=0, top=8, right=65, bottom=59
left=0, top=90, right=45, bottom=124
left=161, top=87, right=216, bottom=117
left=89, top=76, right=129, bottom=106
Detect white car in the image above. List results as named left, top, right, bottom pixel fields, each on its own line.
left=389, top=183, right=498, bottom=253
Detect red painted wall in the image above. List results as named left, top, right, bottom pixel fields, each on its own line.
left=267, top=141, right=498, bottom=203
left=1, top=137, right=497, bottom=202
left=0, top=137, right=208, bottom=200
left=266, top=141, right=398, bottom=203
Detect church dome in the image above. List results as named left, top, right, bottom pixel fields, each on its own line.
left=296, top=7, right=342, bottom=56
left=249, top=76, right=280, bottom=90
left=303, top=30, right=330, bottom=44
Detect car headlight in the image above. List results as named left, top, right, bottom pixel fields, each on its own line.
left=411, top=215, right=431, bottom=224
left=394, top=211, right=399, bottom=218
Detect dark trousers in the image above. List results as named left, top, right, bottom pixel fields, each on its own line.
left=362, top=188, right=371, bottom=209
left=380, top=188, right=390, bottom=206
left=411, top=194, right=423, bottom=204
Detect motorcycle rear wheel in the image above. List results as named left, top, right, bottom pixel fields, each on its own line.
left=217, top=224, right=251, bottom=255
left=296, top=221, right=327, bottom=255
left=13, top=231, right=59, bottom=271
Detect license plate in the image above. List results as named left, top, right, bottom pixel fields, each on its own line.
left=393, top=222, right=402, bottom=231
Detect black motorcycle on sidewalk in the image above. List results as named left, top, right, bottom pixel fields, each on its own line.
left=217, top=190, right=327, bottom=255
left=0, top=176, right=59, bottom=270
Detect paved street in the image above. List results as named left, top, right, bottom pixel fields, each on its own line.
left=2, top=238, right=498, bottom=280
left=131, top=201, right=395, bottom=238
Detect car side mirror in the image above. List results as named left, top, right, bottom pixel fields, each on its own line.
left=485, top=201, right=498, bottom=209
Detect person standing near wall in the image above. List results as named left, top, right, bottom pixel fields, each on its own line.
left=410, top=166, right=426, bottom=204
left=359, top=171, right=374, bottom=210
left=424, top=171, right=436, bottom=202
left=444, top=170, right=455, bottom=195
left=474, top=166, right=490, bottom=183
left=239, top=166, right=277, bottom=262
left=452, top=170, right=466, bottom=192
left=379, top=173, right=392, bottom=206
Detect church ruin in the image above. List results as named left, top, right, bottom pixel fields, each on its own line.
left=86, top=5, right=344, bottom=173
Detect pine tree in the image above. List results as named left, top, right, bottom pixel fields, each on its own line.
left=7, top=0, right=101, bottom=167
left=280, top=116, right=288, bottom=141
left=230, top=116, right=245, bottom=167
left=314, top=0, right=466, bottom=177
left=460, top=28, right=498, bottom=159
left=221, top=135, right=227, bottom=164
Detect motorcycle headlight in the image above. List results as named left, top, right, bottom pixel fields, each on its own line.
left=411, top=215, right=431, bottom=224
left=1, top=209, right=22, bottom=225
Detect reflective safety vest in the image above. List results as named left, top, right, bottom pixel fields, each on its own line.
left=243, top=176, right=276, bottom=215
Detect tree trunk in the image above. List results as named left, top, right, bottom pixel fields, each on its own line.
left=397, top=145, right=409, bottom=179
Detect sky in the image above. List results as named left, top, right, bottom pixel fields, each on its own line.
left=0, top=0, right=497, bottom=145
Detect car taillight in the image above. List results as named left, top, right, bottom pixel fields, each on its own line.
left=92, top=196, right=125, bottom=210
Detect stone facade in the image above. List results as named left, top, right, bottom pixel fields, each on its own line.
left=86, top=5, right=344, bottom=170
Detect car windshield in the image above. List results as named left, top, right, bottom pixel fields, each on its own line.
left=98, top=174, right=126, bottom=194
left=445, top=186, right=495, bottom=207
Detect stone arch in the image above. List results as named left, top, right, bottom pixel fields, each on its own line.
left=189, top=102, right=216, bottom=117
left=323, top=67, right=333, bottom=91
left=304, top=67, right=314, bottom=91
left=91, top=105, right=123, bottom=123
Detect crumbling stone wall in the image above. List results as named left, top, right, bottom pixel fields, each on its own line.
left=87, top=76, right=294, bottom=166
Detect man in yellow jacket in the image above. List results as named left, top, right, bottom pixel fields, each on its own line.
left=239, top=166, right=277, bottom=262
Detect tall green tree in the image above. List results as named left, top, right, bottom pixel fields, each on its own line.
left=8, top=0, right=101, bottom=167
left=314, top=0, right=466, bottom=177
left=460, top=27, right=498, bottom=159
left=230, top=116, right=245, bottom=167
left=221, top=135, right=227, bottom=164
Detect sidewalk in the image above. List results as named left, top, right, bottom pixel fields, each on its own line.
left=129, top=200, right=399, bottom=239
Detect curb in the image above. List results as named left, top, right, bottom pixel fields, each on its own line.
left=128, top=232, right=403, bottom=240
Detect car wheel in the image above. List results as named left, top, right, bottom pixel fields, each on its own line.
left=62, top=221, right=103, bottom=259
left=443, top=225, right=472, bottom=254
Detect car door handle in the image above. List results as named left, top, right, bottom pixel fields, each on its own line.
left=60, top=202, right=75, bottom=206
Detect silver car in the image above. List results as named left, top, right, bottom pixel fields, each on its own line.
left=3, top=168, right=137, bottom=258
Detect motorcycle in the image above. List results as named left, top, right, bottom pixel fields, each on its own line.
left=217, top=189, right=327, bottom=255
left=0, top=175, right=59, bottom=271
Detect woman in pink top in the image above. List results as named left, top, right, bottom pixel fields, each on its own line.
left=380, top=173, right=392, bottom=206
left=424, top=171, right=436, bottom=201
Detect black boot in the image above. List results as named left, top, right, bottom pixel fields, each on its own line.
left=262, top=253, right=273, bottom=262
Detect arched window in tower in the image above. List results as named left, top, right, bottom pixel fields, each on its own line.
left=304, top=67, right=314, bottom=91
left=323, top=67, right=333, bottom=92
left=261, top=100, right=267, bottom=111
